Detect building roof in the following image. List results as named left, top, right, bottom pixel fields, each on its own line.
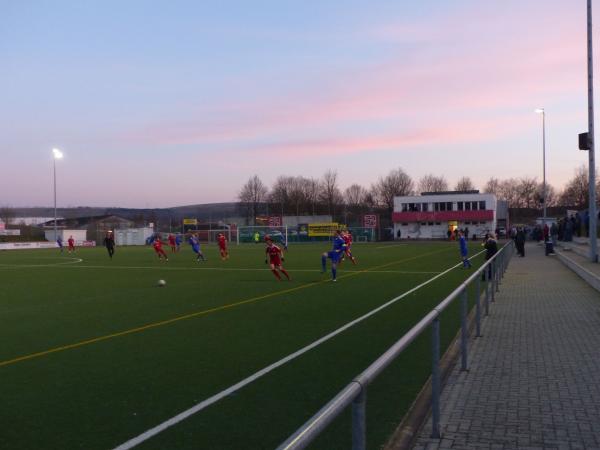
left=41, top=215, right=133, bottom=228
left=421, top=190, right=480, bottom=196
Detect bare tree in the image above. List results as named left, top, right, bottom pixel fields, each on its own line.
left=454, top=176, right=475, bottom=192
left=483, top=177, right=501, bottom=196
left=304, top=177, right=320, bottom=216
left=269, top=176, right=290, bottom=217
left=517, top=177, right=539, bottom=208
left=238, top=175, right=268, bottom=225
left=345, top=184, right=368, bottom=210
left=372, top=168, right=414, bottom=214
left=0, top=206, right=15, bottom=227
left=535, top=183, right=558, bottom=208
left=498, top=178, right=521, bottom=208
left=287, top=176, right=307, bottom=217
left=558, top=165, right=590, bottom=208
left=417, top=174, right=448, bottom=193
left=318, top=170, right=343, bottom=217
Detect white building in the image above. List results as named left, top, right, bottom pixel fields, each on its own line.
left=393, top=191, right=498, bottom=240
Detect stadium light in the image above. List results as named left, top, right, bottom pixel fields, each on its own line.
left=52, top=148, right=64, bottom=240
left=534, top=109, right=547, bottom=237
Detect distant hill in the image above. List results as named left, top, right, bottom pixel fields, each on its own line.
left=12, top=203, right=241, bottom=224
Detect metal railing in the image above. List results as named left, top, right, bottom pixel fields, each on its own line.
left=277, top=241, right=514, bottom=450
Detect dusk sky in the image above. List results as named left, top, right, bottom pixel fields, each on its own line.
left=1, top=1, right=598, bottom=208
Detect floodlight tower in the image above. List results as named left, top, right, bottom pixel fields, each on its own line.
left=52, top=148, right=63, bottom=240
left=534, top=108, right=547, bottom=231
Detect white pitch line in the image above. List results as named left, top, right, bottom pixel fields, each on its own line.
left=0, top=257, right=83, bottom=268
left=55, top=264, right=441, bottom=275
left=113, top=249, right=484, bottom=450
left=375, top=244, right=408, bottom=249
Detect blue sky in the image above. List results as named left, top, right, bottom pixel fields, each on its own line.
left=0, top=1, right=597, bottom=207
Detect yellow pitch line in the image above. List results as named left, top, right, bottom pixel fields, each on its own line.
left=0, top=247, right=452, bottom=368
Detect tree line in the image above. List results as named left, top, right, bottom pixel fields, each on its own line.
left=238, top=165, right=599, bottom=225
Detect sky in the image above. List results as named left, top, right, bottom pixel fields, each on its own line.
left=0, top=0, right=598, bottom=208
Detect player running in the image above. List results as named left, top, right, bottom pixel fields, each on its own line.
left=265, top=236, right=290, bottom=281
left=189, top=233, right=206, bottom=261
left=67, top=235, right=75, bottom=253
left=168, top=234, right=177, bottom=253
left=175, top=233, right=182, bottom=252
left=321, top=230, right=347, bottom=282
left=340, top=230, right=356, bottom=265
left=56, top=236, right=64, bottom=253
left=217, top=232, right=229, bottom=260
left=152, top=236, right=169, bottom=261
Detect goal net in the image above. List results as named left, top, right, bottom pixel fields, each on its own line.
left=237, top=226, right=288, bottom=246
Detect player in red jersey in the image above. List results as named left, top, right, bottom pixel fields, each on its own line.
left=340, top=230, right=356, bottom=265
left=167, top=234, right=177, bottom=253
left=217, top=233, right=229, bottom=260
left=67, top=235, right=75, bottom=253
left=265, top=237, right=290, bottom=280
left=152, top=237, right=169, bottom=261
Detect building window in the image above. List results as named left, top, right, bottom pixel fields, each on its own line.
left=457, top=202, right=463, bottom=211
left=479, top=201, right=486, bottom=210
left=401, top=222, right=409, bottom=226
left=420, top=222, right=427, bottom=226
left=402, top=203, right=409, bottom=212
left=439, top=202, right=446, bottom=211
left=465, top=202, right=471, bottom=211
left=422, top=203, right=429, bottom=212
left=435, top=222, right=441, bottom=225
left=447, top=202, right=453, bottom=211
left=428, top=222, right=434, bottom=225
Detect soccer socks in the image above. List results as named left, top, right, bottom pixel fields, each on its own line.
left=280, top=269, right=290, bottom=280
left=332, top=266, right=337, bottom=280
left=321, top=255, right=327, bottom=272
left=271, top=269, right=281, bottom=280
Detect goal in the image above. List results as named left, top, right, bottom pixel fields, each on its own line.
left=236, top=226, right=288, bottom=246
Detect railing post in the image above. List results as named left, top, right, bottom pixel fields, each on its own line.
left=431, top=317, right=441, bottom=439
left=460, top=289, right=468, bottom=371
left=352, top=387, right=366, bottom=450
left=491, top=261, right=496, bottom=301
left=475, top=274, right=482, bottom=337
left=484, top=267, right=490, bottom=315
left=496, top=254, right=502, bottom=285
left=495, top=258, right=500, bottom=293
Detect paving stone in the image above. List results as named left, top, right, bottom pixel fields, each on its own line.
left=409, top=243, right=600, bottom=449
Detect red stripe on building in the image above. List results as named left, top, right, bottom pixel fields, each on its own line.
left=392, top=210, right=494, bottom=222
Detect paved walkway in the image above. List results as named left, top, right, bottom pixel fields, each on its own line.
left=412, top=242, right=600, bottom=450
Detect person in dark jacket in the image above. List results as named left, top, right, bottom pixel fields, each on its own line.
left=482, top=233, right=498, bottom=280
left=103, top=231, right=115, bottom=259
left=515, top=227, right=526, bottom=257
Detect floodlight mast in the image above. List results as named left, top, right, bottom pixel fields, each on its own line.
left=534, top=109, right=547, bottom=234
left=52, top=148, right=63, bottom=241
left=587, top=0, right=598, bottom=262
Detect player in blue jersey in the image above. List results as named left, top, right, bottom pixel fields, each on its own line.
left=321, top=230, right=347, bottom=281
left=189, top=233, right=206, bottom=261
left=175, top=233, right=183, bottom=252
left=458, top=230, right=472, bottom=268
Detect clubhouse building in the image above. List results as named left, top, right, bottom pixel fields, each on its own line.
left=392, top=191, right=506, bottom=240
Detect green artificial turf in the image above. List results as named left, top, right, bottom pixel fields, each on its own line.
left=0, top=240, right=491, bottom=449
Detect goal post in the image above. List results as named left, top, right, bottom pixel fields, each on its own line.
left=236, top=225, right=288, bottom=246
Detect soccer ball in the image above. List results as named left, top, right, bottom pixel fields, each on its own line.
left=158, top=279, right=166, bottom=287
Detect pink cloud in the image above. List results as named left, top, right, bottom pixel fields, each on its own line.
left=118, top=1, right=592, bottom=162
